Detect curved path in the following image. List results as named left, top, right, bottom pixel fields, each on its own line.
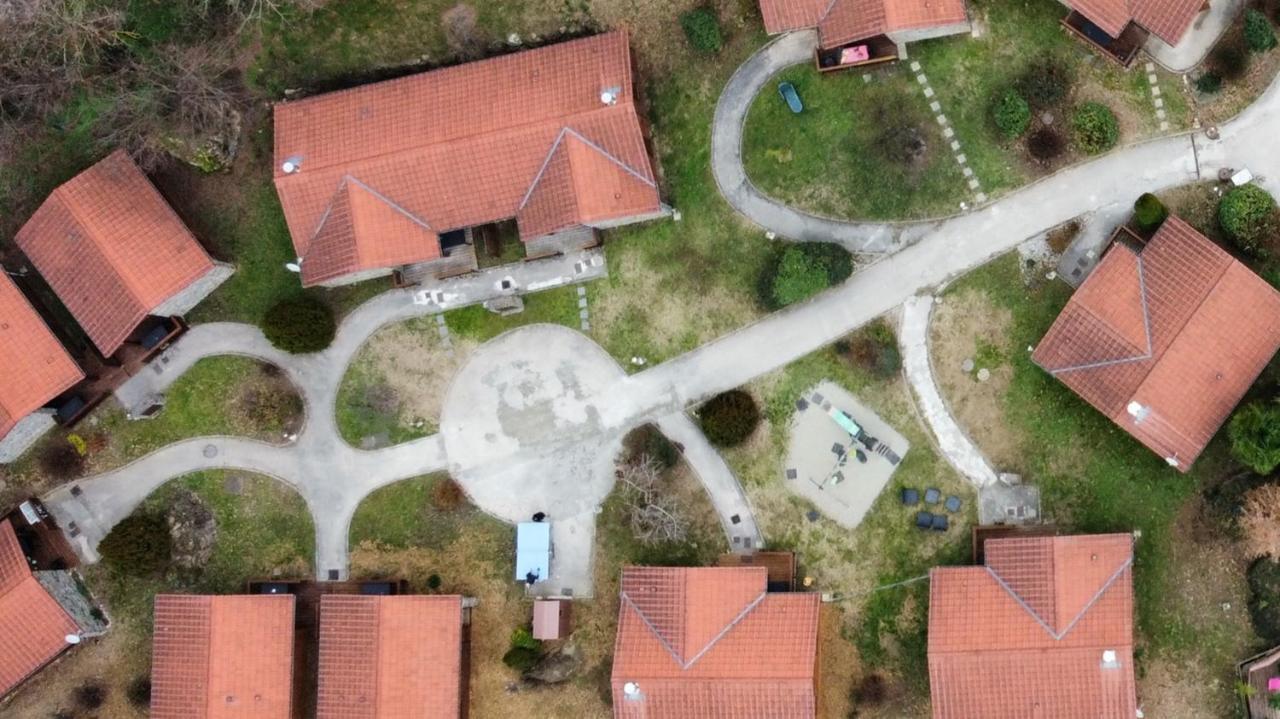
left=43, top=33, right=1280, bottom=584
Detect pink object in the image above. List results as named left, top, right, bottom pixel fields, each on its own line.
left=1268, top=677, right=1280, bottom=692
left=840, top=45, right=870, bottom=64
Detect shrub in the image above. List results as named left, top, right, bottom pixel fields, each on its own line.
left=1027, top=127, right=1066, bottom=162
left=1211, top=42, right=1249, bottom=80
left=1242, top=484, right=1280, bottom=558
left=126, top=677, right=151, bottom=708
left=431, top=478, right=466, bottom=511
left=511, top=626, right=539, bottom=650
left=1249, top=557, right=1280, bottom=642
left=1195, top=72, right=1223, bottom=94
left=503, top=646, right=540, bottom=671
left=760, top=242, right=853, bottom=310
left=697, top=389, right=761, bottom=447
left=1219, top=184, right=1280, bottom=256
left=39, top=441, right=85, bottom=480
left=1072, top=102, right=1119, bottom=155
left=98, top=512, right=172, bottom=576
left=1246, top=9, right=1278, bottom=52
left=622, top=424, right=679, bottom=469
left=841, top=320, right=901, bottom=380
left=427, top=573, right=442, bottom=590
left=1133, top=193, right=1169, bottom=232
left=261, top=294, right=335, bottom=353
left=852, top=673, right=888, bottom=705
left=75, top=683, right=106, bottom=709
left=992, top=89, right=1031, bottom=139
left=1231, top=400, right=1280, bottom=473
left=680, top=8, right=723, bottom=54
left=1016, top=59, right=1071, bottom=109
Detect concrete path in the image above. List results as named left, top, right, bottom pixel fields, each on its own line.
left=1146, top=0, right=1245, bottom=72
left=899, top=296, right=998, bottom=487
left=655, top=413, right=763, bottom=551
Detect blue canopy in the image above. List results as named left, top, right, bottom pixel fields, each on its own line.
left=515, top=522, right=551, bottom=584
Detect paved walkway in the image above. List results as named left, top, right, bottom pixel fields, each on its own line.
left=1146, top=0, right=1245, bottom=72
left=899, top=296, right=998, bottom=487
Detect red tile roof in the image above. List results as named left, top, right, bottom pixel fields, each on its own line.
left=151, top=594, right=296, bottom=719
left=0, top=519, right=79, bottom=699
left=0, top=273, right=82, bottom=442
left=15, top=150, right=217, bottom=356
left=316, top=594, right=464, bottom=718
left=272, top=31, right=660, bottom=286
left=1067, top=0, right=1204, bottom=45
left=759, top=0, right=969, bottom=47
left=1032, top=217, right=1280, bottom=470
left=611, top=567, right=819, bottom=718
left=929, top=534, right=1137, bottom=719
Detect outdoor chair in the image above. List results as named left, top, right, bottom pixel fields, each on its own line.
left=915, top=511, right=934, bottom=529
left=901, top=488, right=920, bottom=506
left=945, top=496, right=962, bottom=513
left=931, top=514, right=949, bottom=531
left=924, top=488, right=942, bottom=505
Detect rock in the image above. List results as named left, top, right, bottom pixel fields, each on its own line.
left=523, top=643, right=582, bottom=684
left=167, top=490, right=217, bottom=569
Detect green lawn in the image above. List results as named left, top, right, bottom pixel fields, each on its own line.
left=444, top=284, right=583, bottom=342
left=743, top=64, right=971, bottom=220
left=349, top=474, right=490, bottom=549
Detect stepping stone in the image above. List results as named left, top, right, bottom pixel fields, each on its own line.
left=1154, top=97, right=1164, bottom=108
left=1156, top=108, right=1166, bottom=119
left=437, top=325, right=450, bottom=338
left=950, top=140, right=961, bottom=151
left=910, top=61, right=922, bottom=71
left=944, top=127, right=955, bottom=138
left=967, top=178, right=980, bottom=189
left=975, top=192, right=988, bottom=203
left=962, top=167, right=973, bottom=178
left=580, top=320, right=591, bottom=331
left=578, top=297, right=588, bottom=308
left=902, top=488, right=920, bottom=506
left=579, top=308, right=589, bottom=320
left=925, top=488, right=942, bottom=504
left=1145, top=61, right=1155, bottom=72
left=936, top=114, right=948, bottom=126
left=917, top=74, right=928, bottom=84
left=1160, top=121, right=1170, bottom=131
left=930, top=100, right=942, bottom=112
left=577, top=286, right=586, bottom=296
left=945, top=495, right=963, bottom=513
left=923, top=86, right=935, bottom=98
left=1151, top=86, right=1161, bottom=97
left=862, top=73, right=872, bottom=83
left=435, top=314, right=447, bottom=325
left=956, top=153, right=967, bottom=164
left=1148, top=74, right=1158, bottom=85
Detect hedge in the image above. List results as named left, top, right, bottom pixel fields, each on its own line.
left=992, top=89, right=1031, bottom=139
left=99, top=513, right=172, bottom=576
left=262, top=294, right=336, bottom=353
left=760, top=242, right=853, bottom=310
left=697, top=389, right=761, bottom=447
left=1072, top=102, right=1119, bottom=155
left=1133, top=193, right=1169, bottom=232
left=1219, top=184, right=1279, bottom=256
left=680, top=8, right=723, bottom=54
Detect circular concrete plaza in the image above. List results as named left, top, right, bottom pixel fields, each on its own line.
left=439, top=324, right=629, bottom=523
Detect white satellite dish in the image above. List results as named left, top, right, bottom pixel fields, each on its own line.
left=285, top=261, right=302, bottom=273
left=64, top=634, right=81, bottom=645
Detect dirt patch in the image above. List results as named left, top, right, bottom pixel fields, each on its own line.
left=1075, top=78, right=1149, bottom=142
left=929, top=290, right=1021, bottom=471
left=360, top=319, right=477, bottom=428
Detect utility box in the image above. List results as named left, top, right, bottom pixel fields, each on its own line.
left=532, top=598, right=571, bottom=640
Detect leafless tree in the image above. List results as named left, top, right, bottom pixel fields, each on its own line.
left=619, top=455, right=688, bottom=545
left=0, top=0, right=125, bottom=120
left=1242, top=483, right=1280, bottom=559
left=443, top=4, right=484, bottom=60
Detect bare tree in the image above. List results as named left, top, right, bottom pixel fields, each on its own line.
left=1242, top=484, right=1280, bottom=559
left=619, top=455, right=688, bottom=545
left=443, top=4, right=484, bottom=60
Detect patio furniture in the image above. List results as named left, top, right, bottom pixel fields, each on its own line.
left=924, top=488, right=942, bottom=505
left=779, top=82, right=803, bottom=113
left=901, top=488, right=920, bottom=506
left=915, top=511, right=934, bottom=529
left=931, top=514, right=949, bottom=531
left=855, top=449, right=868, bottom=463
left=945, top=495, right=962, bottom=513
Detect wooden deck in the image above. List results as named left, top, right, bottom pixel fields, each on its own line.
left=815, top=35, right=898, bottom=74
left=1240, top=646, right=1280, bottom=718
left=1062, top=12, right=1148, bottom=68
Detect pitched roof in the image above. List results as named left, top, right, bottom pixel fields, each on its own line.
left=151, top=594, right=296, bottom=719
left=611, top=567, right=819, bottom=718
left=928, top=534, right=1137, bottom=719
left=1032, top=217, right=1280, bottom=470
left=316, top=594, right=464, bottom=718
left=1066, top=0, right=1204, bottom=45
left=0, top=273, right=82, bottom=442
left=14, top=150, right=216, bottom=356
left=759, top=0, right=969, bottom=47
left=272, top=31, right=660, bottom=287
left=0, top=519, right=79, bottom=699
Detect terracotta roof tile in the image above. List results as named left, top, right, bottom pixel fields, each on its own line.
left=0, top=520, right=79, bottom=699
left=151, top=594, right=296, bottom=719
left=1032, top=216, right=1280, bottom=470
left=929, top=534, right=1137, bottom=718
left=760, top=0, right=832, bottom=33
left=273, top=32, right=660, bottom=286
left=611, top=567, right=819, bottom=718
left=14, top=150, right=216, bottom=355
left=1067, top=0, right=1203, bottom=44
left=759, top=0, right=968, bottom=46
left=316, top=594, right=464, bottom=718
left=0, top=273, right=82, bottom=441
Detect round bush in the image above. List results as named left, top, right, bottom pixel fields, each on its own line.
left=992, top=89, right=1031, bottom=139
left=262, top=294, right=336, bottom=353
left=1220, top=184, right=1279, bottom=256
left=680, top=7, right=723, bottom=54
left=1211, top=42, right=1249, bottom=80
left=1246, top=9, right=1278, bottom=52
left=1195, top=72, right=1223, bottom=94
left=126, top=677, right=152, bottom=708
left=39, top=442, right=85, bottom=480
left=1027, top=127, right=1066, bottom=162
left=760, top=242, right=853, bottom=310
left=1231, top=400, right=1280, bottom=474
left=98, top=512, right=172, bottom=576
left=75, top=683, right=106, bottom=709
left=1016, top=59, right=1071, bottom=109
left=1249, top=557, right=1280, bottom=642
left=697, top=389, right=761, bottom=448
left=1072, top=102, right=1119, bottom=155
left=1133, top=193, right=1169, bottom=232
left=503, top=646, right=540, bottom=671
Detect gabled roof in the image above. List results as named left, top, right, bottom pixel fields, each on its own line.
left=15, top=150, right=216, bottom=356
left=272, top=31, right=660, bottom=287
left=610, top=567, right=819, bottom=718
left=316, top=594, right=464, bottom=719
left=1066, top=0, right=1204, bottom=45
left=759, top=0, right=969, bottom=48
left=0, top=273, right=82, bottom=442
left=928, top=534, right=1137, bottom=718
left=0, top=519, right=79, bottom=699
left=151, top=594, right=296, bottom=719
left=1032, top=216, right=1280, bottom=470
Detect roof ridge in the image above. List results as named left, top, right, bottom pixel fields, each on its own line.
left=679, top=591, right=769, bottom=670
left=561, top=127, right=657, bottom=189
left=985, top=545, right=1134, bottom=642
left=518, top=127, right=574, bottom=212
left=201, top=595, right=215, bottom=716
left=620, top=591, right=688, bottom=666
left=1049, top=250, right=1154, bottom=374
left=46, top=185, right=147, bottom=311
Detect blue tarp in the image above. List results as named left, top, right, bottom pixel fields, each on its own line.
left=515, top=522, right=551, bottom=584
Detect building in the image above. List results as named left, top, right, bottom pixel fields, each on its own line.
left=1058, top=0, right=1206, bottom=65
left=316, top=594, right=467, bottom=718
left=758, top=0, right=971, bottom=71
left=610, top=566, right=820, bottom=718
left=15, top=150, right=233, bottom=360
left=532, top=598, right=571, bottom=640
left=1238, top=644, right=1280, bottom=719
left=1032, top=216, right=1280, bottom=471
left=151, top=594, right=296, bottom=718
left=0, top=273, right=83, bottom=463
left=928, top=533, right=1137, bottom=718
left=0, top=518, right=106, bottom=700
left=272, top=31, right=664, bottom=288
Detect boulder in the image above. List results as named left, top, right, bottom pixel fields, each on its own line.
left=523, top=642, right=581, bottom=685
